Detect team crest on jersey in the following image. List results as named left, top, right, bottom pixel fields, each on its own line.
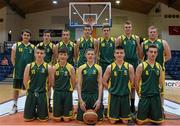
left=46, top=48, right=50, bottom=53
left=18, top=48, right=23, bottom=52
left=41, top=68, right=45, bottom=73
left=56, top=71, right=59, bottom=76
left=93, top=69, right=96, bottom=74
left=114, top=71, right=117, bottom=76
left=31, top=70, right=35, bottom=74
left=124, top=70, right=127, bottom=76
left=90, top=43, right=93, bottom=47
left=156, top=70, right=160, bottom=75
left=124, top=41, right=126, bottom=45
left=145, top=45, right=148, bottom=49
left=156, top=44, right=159, bottom=48
left=146, top=70, right=149, bottom=75
left=64, top=71, right=68, bottom=76
left=109, top=43, right=113, bottom=47
left=29, top=49, right=33, bottom=53
left=101, top=43, right=105, bottom=47
left=83, top=70, right=87, bottom=75
left=69, top=47, right=72, bottom=51
left=132, top=41, right=135, bottom=44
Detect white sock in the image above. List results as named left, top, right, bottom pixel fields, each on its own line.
left=13, top=100, right=17, bottom=106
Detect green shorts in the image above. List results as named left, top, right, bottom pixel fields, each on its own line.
left=13, top=79, right=25, bottom=90
left=53, top=91, right=73, bottom=119
left=108, top=94, right=131, bottom=121
left=24, top=91, right=48, bottom=121
left=137, top=95, right=164, bottom=123
left=77, top=93, right=104, bottom=121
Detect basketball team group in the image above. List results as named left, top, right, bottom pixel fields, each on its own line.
left=9, top=20, right=171, bottom=125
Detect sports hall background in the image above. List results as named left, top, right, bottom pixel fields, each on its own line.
left=0, top=0, right=179, bottom=125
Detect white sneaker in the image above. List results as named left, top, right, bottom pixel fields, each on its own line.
left=9, top=104, right=18, bottom=115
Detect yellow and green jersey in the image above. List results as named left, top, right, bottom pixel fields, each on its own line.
left=98, top=37, right=115, bottom=65
left=80, top=63, right=101, bottom=93
left=77, top=37, right=94, bottom=67
left=54, top=63, right=74, bottom=92
left=120, top=34, right=138, bottom=62
left=57, top=41, right=75, bottom=65
left=14, top=42, right=35, bottom=79
left=108, top=62, right=131, bottom=96
left=139, top=61, right=161, bottom=97
left=27, top=62, right=48, bottom=92
left=143, top=39, right=164, bottom=69
left=36, top=42, right=54, bottom=63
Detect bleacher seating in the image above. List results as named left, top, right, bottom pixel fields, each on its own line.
left=165, top=50, right=180, bottom=80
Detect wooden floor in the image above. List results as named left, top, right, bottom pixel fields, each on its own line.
left=0, top=83, right=180, bottom=125
left=0, top=112, right=179, bottom=125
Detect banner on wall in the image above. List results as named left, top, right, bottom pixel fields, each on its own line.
left=165, top=80, right=180, bottom=88
left=39, top=29, right=62, bottom=37
left=169, top=26, right=180, bottom=35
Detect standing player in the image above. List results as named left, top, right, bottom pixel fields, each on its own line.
left=103, top=46, right=134, bottom=124
left=141, top=26, right=171, bottom=104
left=116, top=20, right=141, bottom=113
left=55, top=30, right=76, bottom=66
left=136, top=44, right=164, bottom=125
left=36, top=30, right=55, bottom=112
left=23, top=46, right=54, bottom=121
left=75, top=24, right=98, bottom=67
left=96, top=25, right=116, bottom=74
left=53, top=48, right=76, bottom=122
left=10, top=29, right=35, bottom=114
left=77, top=48, right=104, bottom=122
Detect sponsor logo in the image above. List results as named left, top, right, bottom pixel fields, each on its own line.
left=165, top=80, right=180, bottom=87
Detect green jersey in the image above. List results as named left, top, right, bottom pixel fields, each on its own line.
left=80, top=63, right=101, bottom=93
left=54, top=63, right=73, bottom=92
left=143, top=39, right=164, bottom=69
left=77, top=37, right=94, bottom=67
left=58, top=41, right=75, bottom=65
left=99, top=37, right=115, bottom=65
left=13, top=42, right=35, bottom=79
left=108, top=62, right=131, bottom=96
left=28, top=62, right=48, bottom=92
left=139, top=61, right=161, bottom=97
left=36, top=42, right=54, bottom=63
left=120, top=34, right=138, bottom=62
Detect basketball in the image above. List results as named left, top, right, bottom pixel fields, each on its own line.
left=83, top=109, right=98, bottom=124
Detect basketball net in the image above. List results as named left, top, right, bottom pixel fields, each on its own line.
left=83, top=16, right=96, bottom=27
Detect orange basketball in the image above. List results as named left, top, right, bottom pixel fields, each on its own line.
left=83, top=109, right=98, bottom=125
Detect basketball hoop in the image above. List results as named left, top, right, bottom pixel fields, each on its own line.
left=83, top=16, right=96, bottom=27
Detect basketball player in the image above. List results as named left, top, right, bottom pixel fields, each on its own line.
left=103, top=46, right=134, bottom=124
left=75, top=24, right=98, bottom=67
left=76, top=48, right=104, bottom=122
left=10, top=29, right=35, bottom=114
left=36, top=30, right=56, bottom=112
left=141, top=26, right=171, bottom=103
left=53, top=48, right=76, bottom=122
left=23, top=46, right=54, bottom=121
left=96, top=25, right=116, bottom=74
left=136, top=44, right=164, bottom=125
left=116, top=20, right=141, bottom=113
left=55, top=30, right=76, bottom=66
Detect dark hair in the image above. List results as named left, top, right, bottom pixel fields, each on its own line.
left=85, top=48, right=94, bottom=54
left=147, top=44, right=158, bottom=51
left=43, top=30, right=51, bottom=35
left=58, top=48, right=68, bottom=54
left=124, top=20, right=132, bottom=25
left=83, top=24, right=92, bottom=30
left=102, top=25, right=110, bottom=30
left=62, top=29, right=70, bottom=33
left=115, top=45, right=124, bottom=50
left=36, top=46, right=45, bottom=51
left=21, top=29, right=31, bottom=36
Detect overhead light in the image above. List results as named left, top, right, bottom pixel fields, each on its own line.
left=115, top=0, right=120, bottom=4
left=73, top=12, right=77, bottom=15
left=52, top=0, right=58, bottom=4
left=105, top=18, right=108, bottom=21
left=9, top=30, right=12, bottom=34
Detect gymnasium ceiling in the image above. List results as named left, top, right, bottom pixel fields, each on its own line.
left=0, top=0, right=179, bottom=18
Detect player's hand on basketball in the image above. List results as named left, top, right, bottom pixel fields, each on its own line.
left=80, top=99, right=86, bottom=112
left=93, top=100, right=101, bottom=112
